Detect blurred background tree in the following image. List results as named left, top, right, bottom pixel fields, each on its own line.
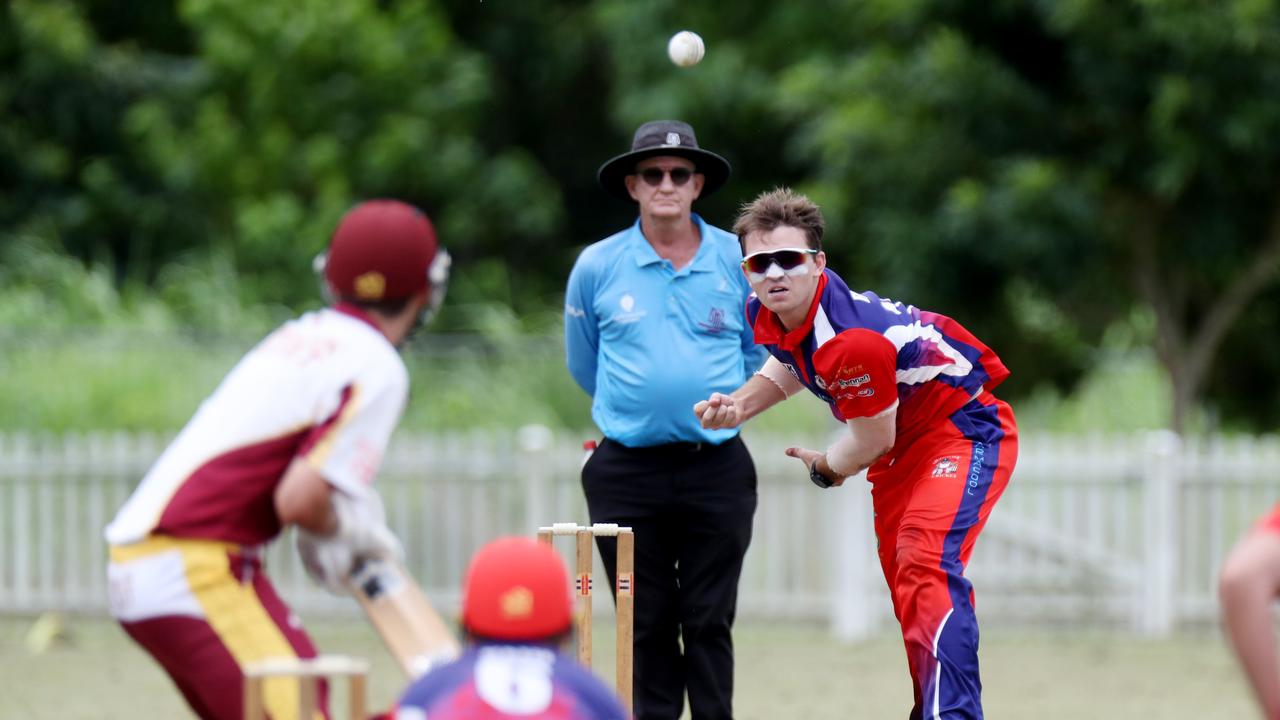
left=3, top=0, right=1280, bottom=434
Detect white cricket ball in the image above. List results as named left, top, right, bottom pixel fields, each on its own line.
left=667, top=30, right=705, bottom=68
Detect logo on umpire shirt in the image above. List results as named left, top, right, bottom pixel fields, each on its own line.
left=931, top=456, right=960, bottom=478
left=698, top=307, right=726, bottom=333
left=614, top=293, right=647, bottom=324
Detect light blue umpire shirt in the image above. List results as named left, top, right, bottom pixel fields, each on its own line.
left=565, top=214, right=768, bottom=447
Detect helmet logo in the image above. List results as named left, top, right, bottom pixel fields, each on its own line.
left=499, top=586, right=534, bottom=619
left=665, top=132, right=681, bottom=145
left=353, top=271, right=386, bottom=300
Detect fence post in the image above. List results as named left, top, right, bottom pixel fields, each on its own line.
left=517, top=424, right=554, bottom=534
left=830, top=473, right=875, bottom=641
left=1138, top=430, right=1180, bottom=636
left=13, top=433, right=32, bottom=611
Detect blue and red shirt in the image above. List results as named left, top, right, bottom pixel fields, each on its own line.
left=746, top=270, right=1009, bottom=446
left=1255, top=503, right=1280, bottom=537
left=392, top=643, right=629, bottom=720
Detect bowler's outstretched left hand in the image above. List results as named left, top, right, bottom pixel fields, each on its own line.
left=786, top=446, right=848, bottom=487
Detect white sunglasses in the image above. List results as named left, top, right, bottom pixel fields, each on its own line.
left=741, top=247, right=817, bottom=281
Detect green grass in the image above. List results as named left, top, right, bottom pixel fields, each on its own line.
left=0, top=328, right=836, bottom=437
left=0, top=615, right=1255, bottom=718
left=0, top=330, right=244, bottom=432
left=1, top=326, right=1170, bottom=435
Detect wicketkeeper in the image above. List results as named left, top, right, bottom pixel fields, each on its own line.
left=390, top=536, right=630, bottom=719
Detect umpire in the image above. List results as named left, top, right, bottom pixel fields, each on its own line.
left=564, top=120, right=766, bottom=720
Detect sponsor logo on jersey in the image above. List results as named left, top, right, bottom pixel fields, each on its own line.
left=833, top=372, right=871, bottom=389
left=352, top=437, right=381, bottom=486
left=931, top=456, right=960, bottom=478
left=967, top=442, right=986, bottom=496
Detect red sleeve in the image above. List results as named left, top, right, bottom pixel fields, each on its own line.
left=1257, top=503, right=1280, bottom=536
left=812, top=329, right=898, bottom=419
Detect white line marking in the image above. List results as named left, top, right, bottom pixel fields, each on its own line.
left=930, top=607, right=955, bottom=719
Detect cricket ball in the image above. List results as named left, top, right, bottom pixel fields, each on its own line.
left=667, top=30, right=705, bottom=68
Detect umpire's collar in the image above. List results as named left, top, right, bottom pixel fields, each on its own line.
left=628, top=213, right=716, bottom=274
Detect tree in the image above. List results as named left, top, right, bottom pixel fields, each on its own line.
left=0, top=0, right=207, bottom=283
left=1, top=0, right=568, bottom=320
left=126, top=0, right=566, bottom=311
left=771, top=0, right=1280, bottom=433
left=7, top=0, right=1280, bottom=432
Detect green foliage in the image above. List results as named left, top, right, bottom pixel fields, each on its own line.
left=0, top=233, right=278, bottom=333
left=134, top=0, right=567, bottom=311
left=0, top=329, right=240, bottom=431
left=3, top=0, right=567, bottom=320
left=762, top=1, right=1280, bottom=430
left=6, top=0, right=1280, bottom=431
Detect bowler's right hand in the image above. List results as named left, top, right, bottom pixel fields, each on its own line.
left=694, top=392, right=742, bottom=429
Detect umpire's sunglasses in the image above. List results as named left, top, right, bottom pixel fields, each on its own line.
left=741, top=247, right=818, bottom=277
left=638, top=167, right=695, bottom=187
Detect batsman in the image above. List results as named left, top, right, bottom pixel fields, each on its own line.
left=695, top=188, right=1018, bottom=719
left=104, top=200, right=451, bottom=720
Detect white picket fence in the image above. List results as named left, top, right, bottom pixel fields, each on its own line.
left=0, top=429, right=1275, bottom=638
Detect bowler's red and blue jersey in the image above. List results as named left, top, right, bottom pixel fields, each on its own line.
left=392, top=643, right=629, bottom=720
left=746, top=270, right=1009, bottom=446
left=750, top=268, right=1017, bottom=719
left=1256, top=503, right=1280, bottom=536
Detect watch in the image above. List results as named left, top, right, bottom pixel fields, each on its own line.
left=808, top=458, right=834, bottom=489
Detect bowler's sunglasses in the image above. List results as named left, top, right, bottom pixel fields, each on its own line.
left=638, top=167, right=695, bottom=187
left=741, top=247, right=818, bottom=275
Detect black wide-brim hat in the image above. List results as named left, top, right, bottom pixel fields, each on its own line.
left=597, top=120, right=732, bottom=202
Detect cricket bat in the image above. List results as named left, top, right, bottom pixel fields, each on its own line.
left=347, top=557, right=461, bottom=679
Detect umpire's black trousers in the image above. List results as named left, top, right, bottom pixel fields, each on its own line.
left=583, top=435, right=757, bottom=720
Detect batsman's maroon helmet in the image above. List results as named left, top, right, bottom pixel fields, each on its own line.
left=317, top=199, right=451, bottom=319
left=461, top=536, right=573, bottom=641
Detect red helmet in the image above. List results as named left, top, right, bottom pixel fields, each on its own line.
left=461, top=536, right=573, bottom=641
left=318, top=199, right=450, bottom=318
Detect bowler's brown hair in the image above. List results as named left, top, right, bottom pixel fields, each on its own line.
left=732, top=187, right=825, bottom=252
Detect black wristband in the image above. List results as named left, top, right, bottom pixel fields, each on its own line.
left=808, top=458, right=834, bottom=489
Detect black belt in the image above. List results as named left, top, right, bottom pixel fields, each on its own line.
left=603, top=436, right=736, bottom=455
